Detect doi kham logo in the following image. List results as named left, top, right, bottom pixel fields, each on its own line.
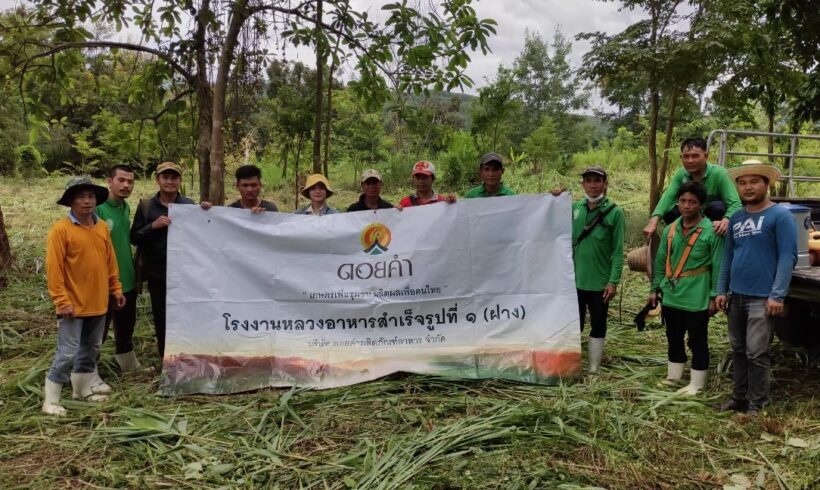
left=361, top=223, right=392, bottom=255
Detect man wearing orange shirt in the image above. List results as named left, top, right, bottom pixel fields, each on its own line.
left=42, top=177, right=125, bottom=416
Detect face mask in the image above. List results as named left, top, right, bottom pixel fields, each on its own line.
left=585, top=193, right=604, bottom=203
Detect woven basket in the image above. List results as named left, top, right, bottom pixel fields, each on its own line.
left=627, top=234, right=661, bottom=280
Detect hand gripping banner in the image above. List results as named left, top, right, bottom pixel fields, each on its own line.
left=161, top=194, right=581, bottom=395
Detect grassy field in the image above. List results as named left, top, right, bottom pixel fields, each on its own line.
left=1, top=172, right=818, bottom=489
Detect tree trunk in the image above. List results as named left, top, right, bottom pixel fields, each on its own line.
left=312, top=0, right=324, bottom=174
left=295, top=135, right=304, bottom=210
left=194, top=0, right=213, bottom=202
left=323, top=60, right=335, bottom=177
left=658, top=88, right=679, bottom=191
left=647, top=88, right=661, bottom=213
left=767, top=112, right=775, bottom=156
left=0, top=205, right=11, bottom=289
left=208, top=0, right=249, bottom=205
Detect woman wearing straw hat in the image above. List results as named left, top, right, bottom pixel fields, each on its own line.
left=648, top=181, right=723, bottom=396
left=295, top=174, right=339, bottom=216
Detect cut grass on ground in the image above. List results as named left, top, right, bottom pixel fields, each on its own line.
left=1, top=175, right=819, bottom=489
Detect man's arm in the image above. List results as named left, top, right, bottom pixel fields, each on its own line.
left=769, top=212, right=797, bottom=302
left=651, top=224, right=668, bottom=293
left=718, top=167, right=742, bottom=219
left=105, top=233, right=123, bottom=297
left=709, top=233, right=725, bottom=299
left=651, top=168, right=684, bottom=218
left=608, top=208, right=626, bottom=286
left=45, top=225, right=72, bottom=314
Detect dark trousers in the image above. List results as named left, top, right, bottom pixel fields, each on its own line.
left=577, top=289, right=609, bottom=339
left=661, top=305, right=710, bottom=370
left=103, top=289, right=138, bottom=354
left=663, top=199, right=726, bottom=224
left=147, top=277, right=167, bottom=358
left=727, top=294, right=774, bottom=410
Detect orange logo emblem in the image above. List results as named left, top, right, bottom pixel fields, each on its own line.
left=361, top=223, right=392, bottom=255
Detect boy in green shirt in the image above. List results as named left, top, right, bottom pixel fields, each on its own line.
left=572, top=165, right=625, bottom=372
left=649, top=181, right=723, bottom=395
left=96, top=164, right=141, bottom=373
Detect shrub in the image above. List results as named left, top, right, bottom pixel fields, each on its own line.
left=16, top=145, right=46, bottom=178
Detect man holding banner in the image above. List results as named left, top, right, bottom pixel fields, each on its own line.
left=572, top=165, right=624, bottom=373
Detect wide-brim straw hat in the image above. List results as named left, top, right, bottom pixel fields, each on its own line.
left=727, top=159, right=782, bottom=183
left=627, top=233, right=660, bottom=280
left=301, top=173, right=334, bottom=199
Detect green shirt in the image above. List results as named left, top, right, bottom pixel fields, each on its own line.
left=96, top=199, right=136, bottom=293
left=572, top=197, right=625, bottom=290
left=651, top=216, right=723, bottom=312
left=463, top=183, right=516, bottom=198
left=651, top=163, right=741, bottom=220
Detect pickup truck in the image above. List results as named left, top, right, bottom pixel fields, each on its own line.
left=707, top=130, right=820, bottom=349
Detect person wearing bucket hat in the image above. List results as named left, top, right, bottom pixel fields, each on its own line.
left=43, top=176, right=125, bottom=415
left=715, top=159, right=796, bottom=416
left=398, top=161, right=456, bottom=207
left=347, top=169, right=395, bottom=212
left=572, top=165, right=625, bottom=373
left=648, top=181, right=724, bottom=395
left=295, top=174, right=339, bottom=215
left=130, top=161, right=195, bottom=359
left=464, top=153, right=515, bottom=198
left=644, top=137, right=741, bottom=238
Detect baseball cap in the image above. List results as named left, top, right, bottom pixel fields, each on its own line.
left=360, top=169, right=383, bottom=183
left=155, top=161, right=182, bottom=176
left=479, top=152, right=504, bottom=167
left=581, top=165, right=607, bottom=179
left=411, top=160, right=436, bottom=177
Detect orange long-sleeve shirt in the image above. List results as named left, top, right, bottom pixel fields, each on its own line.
left=46, top=215, right=122, bottom=316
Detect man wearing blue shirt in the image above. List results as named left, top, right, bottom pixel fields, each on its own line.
left=715, top=160, right=797, bottom=415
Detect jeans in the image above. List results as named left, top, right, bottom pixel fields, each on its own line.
left=662, top=305, right=710, bottom=370
left=103, top=289, right=138, bottom=354
left=577, top=289, right=609, bottom=339
left=147, top=277, right=166, bottom=358
left=46, top=315, right=105, bottom=384
left=727, top=294, right=775, bottom=409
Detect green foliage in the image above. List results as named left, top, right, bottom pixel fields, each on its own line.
left=522, top=117, right=561, bottom=174
left=15, top=145, right=45, bottom=178
left=436, top=131, right=480, bottom=189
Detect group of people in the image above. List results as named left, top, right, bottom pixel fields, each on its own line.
left=41, top=140, right=796, bottom=418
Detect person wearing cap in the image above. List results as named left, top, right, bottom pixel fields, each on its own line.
left=644, top=137, right=741, bottom=238
left=572, top=165, right=625, bottom=373
left=464, top=152, right=515, bottom=198
left=715, top=159, right=796, bottom=416
left=43, top=177, right=125, bottom=415
left=130, top=161, right=195, bottom=358
left=96, top=164, right=142, bottom=374
left=347, top=169, right=395, bottom=212
left=648, top=181, right=723, bottom=395
left=229, top=164, right=279, bottom=212
left=398, top=161, right=456, bottom=207
left=295, top=174, right=339, bottom=215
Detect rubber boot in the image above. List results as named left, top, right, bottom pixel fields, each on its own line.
left=677, top=369, right=708, bottom=396
left=114, top=351, right=141, bottom=373
left=71, top=372, right=108, bottom=402
left=663, top=362, right=685, bottom=386
left=89, top=370, right=112, bottom=394
left=42, top=378, right=67, bottom=416
left=588, top=337, right=604, bottom=373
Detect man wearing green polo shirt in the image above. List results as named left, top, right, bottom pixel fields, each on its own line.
left=96, top=164, right=141, bottom=373
left=573, top=165, right=624, bottom=372
left=649, top=181, right=722, bottom=396
left=464, top=152, right=515, bottom=198
left=644, top=137, right=740, bottom=238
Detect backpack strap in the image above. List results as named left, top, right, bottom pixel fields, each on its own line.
left=574, top=203, right=616, bottom=249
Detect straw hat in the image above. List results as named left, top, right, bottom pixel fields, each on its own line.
left=627, top=233, right=660, bottom=280
left=301, top=174, right=334, bottom=198
left=727, top=159, right=782, bottom=183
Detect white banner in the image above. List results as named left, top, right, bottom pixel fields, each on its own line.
left=162, top=194, right=581, bottom=394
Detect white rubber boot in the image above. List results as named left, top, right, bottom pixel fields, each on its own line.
left=42, top=379, right=67, bottom=416
left=663, top=362, right=685, bottom=385
left=588, top=337, right=604, bottom=373
left=71, top=372, right=108, bottom=402
left=114, top=351, right=141, bottom=373
left=89, top=369, right=112, bottom=394
left=676, top=369, right=708, bottom=396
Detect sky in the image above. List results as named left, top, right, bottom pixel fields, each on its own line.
left=0, top=0, right=647, bottom=108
